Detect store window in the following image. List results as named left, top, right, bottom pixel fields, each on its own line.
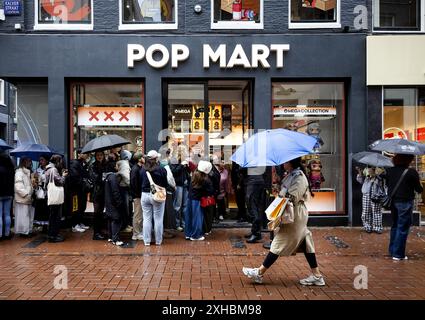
left=373, top=0, right=423, bottom=31
left=35, top=0, right=93, bottom=30
left=383, top=88, right=425, bottom=221
left=289, top=0, right=340, bottom=29
left=120, top=0, right=178, bottom=30
left=212, top=0, right=264, bottom=29
left=71, top=83, right=145, bottom=159
left=272, top=82, right=345, bottom=215
left=16, top=83, right=49, bottom=145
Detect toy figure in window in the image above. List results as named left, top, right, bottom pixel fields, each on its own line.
left=306, top=122, right=324, bottom=152
left=308, top=159, right=325, bottom=190
left=302, top=0, right=315, bottom=8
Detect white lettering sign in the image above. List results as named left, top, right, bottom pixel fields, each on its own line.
left=128, top=43, right=290, bottom=69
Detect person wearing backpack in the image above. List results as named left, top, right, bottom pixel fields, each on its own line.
left=356, top=166, right=385, bottom=234
left=140, top=150, right=168, bottom=246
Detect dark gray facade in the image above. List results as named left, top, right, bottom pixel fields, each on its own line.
left=0, top=1, right=370, bottom=226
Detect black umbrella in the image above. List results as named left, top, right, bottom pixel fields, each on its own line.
left=0, top=139, right=13, bottom=151
left=369, top=139, right=425, bottom=155
left=353, top=151, right=394, bottom=167
left=81, top=134, right=130, bottom=154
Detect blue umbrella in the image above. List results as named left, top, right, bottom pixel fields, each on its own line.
left=230, top=129, right=317, bottom=168
left=10, top=143, right=60, bottom=161
left=0, top=139, right=13, bottom=151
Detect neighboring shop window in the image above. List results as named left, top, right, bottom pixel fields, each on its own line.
left=35, top=0, right=93, bottom=30
left=272, top=82, right=345, bottom=215
left=383, top=88, right=425, bottom=219
left=289, top=0, right=340, bottom=29
left=120, top=0, right=178, bottom=30
left=16, top=83, right=49, bottom=144
left=373, top=0, right=423, bottom=31
left=212, top=0, right=264, bottom=29
left=71, top=83, right=145, bottom=159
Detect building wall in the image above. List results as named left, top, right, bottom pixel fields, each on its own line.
left=0, top=0, right=370, bottom=33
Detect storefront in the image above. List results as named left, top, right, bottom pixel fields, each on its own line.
left=0, top=33, right=366, bottom=225
left=367, top=35, right=425, bottom=225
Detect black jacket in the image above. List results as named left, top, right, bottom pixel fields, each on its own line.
left=231, top=162, right=246, bottom=190
left=68, top=159, right=89, bottom=192
left=170, top=163, right=190, bottom=187
left=209, top=165, right=221, bottom=197
left=140, top=166, right=168, bottom=193
left=0, top=155, right=15, bottom=197
left=130, top=164, right=142, bottom=199
left=89, top=160, right=109, bottom=203
left=189, top=176, right=215, bottom=200
left=104, top=173, right=124, bottom=220
left=386, top=166, right=423, bottom=201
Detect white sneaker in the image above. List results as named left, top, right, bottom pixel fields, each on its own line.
left=190, top=236, right=205, bottom=241
left=219, top=215, right=224, bottom=221
left=392, top=256, right=408, bottom=261
left=177, top=227, right=184, bottom=232
left=299, top=275, right=326, bottom=286
left=108, top=238, right=113, bottom=242
left=112, top=241, right=124, bottom=246
left=132, top=234, right=144, bottom=241
left=78, top=224, right=90, bottom=230
left=72, top=226, right=85, bottom=233
left=242, top=267, right=263, bottom=284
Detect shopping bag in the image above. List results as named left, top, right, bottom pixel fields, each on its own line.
left=265, top=197, right=287, bottom=221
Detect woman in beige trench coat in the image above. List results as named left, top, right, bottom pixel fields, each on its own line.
left=242, top=157, right=325, bottom=286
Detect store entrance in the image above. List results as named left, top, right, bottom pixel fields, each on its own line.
left=165, top=80, right=253, bottom=218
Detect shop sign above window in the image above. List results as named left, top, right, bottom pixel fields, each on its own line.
left=77, top=107, right=143, bottom=127
left=34, top=0, right=93, bottom=30
left=289, top=0, right=341, bottom=29
left=120, top=0, right=178, bottom=30
left=212, top=0, right=264, bottom=29
left=273, top=106, right=337, bottom=117
left=4, top=0, right=22, bottom=16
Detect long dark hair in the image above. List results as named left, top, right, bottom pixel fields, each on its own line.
left=144, top=157, right=159, bottom=172
left=288, top=157, right=314, bottom=197
left=192, top=170, right=208, bottom=189
left=50, top=154, right=64, bottom=173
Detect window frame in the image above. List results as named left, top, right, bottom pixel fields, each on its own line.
left=288, top=0, right=341, bottom=29
left=34, top=0, right=94, bottom=31
left=119, top=0, right=178, bottom=30
left=0, top=79, right=5, bottom=106
left=372, top=0, right=425, bottom=33
left=211, top=0, right=264, bottom=30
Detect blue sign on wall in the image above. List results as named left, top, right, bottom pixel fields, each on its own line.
left=4, top=0, right=22, bottom=16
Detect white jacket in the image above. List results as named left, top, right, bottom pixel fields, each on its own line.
left=14, top=167, right=33, bottom=205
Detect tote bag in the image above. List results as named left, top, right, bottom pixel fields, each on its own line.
left=146, top=171, right=167, bottom=203
left=47, top=169, right=64, bottom=206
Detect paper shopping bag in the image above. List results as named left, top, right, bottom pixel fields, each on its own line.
left=265, top=197, right=288, bottom=221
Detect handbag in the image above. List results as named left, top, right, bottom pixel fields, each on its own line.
left=381, top=169, right=408, bottom=210
left=35, top=186, right=46, bottom=200
left=47, top=169, right=64, bottom=206
left=146, top=171, right=167, bottom=203
left=370, top=178, right=386, bottom=204
left=200, top=196, right=216, bottom=208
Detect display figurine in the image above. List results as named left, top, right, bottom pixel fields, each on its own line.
left=308, top=159, right=325, bottom=190
left=306, top=122, right=324, bottom=151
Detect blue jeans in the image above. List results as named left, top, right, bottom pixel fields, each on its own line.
left=0, top=197, right=13, bottom=237
left=141, top=192, right=165, bottom=245
left=184, top=199, right=204, bottom=239
left=173, top=186, right=188, bottom=228
left=389, top=200, right=413, bottom=259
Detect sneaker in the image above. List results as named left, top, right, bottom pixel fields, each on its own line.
left=132, top=234, right=144, bottom=241
left=72, top=226, right=86, bottom=233
left=392, top=256, right=408, bottom=261
left=299, top=275, right=326, bottom=286
left=219, top=215, right=224, bottom=221
left=177, top=227, right=184, bottom=232
left=78, top=224, right=90, bottom=230
left=144, top=243, right=151, bottom=246
left=185, top=237, right=190, bottom=240
left=108, top=238, right=113, bottom=242
left=123, top=226, right=133, bottom=233
left=190, top=236, right=205, bottom=241
left=242, top=267, right=263, bottom=284
left=112, top=241, right=124, bottom=246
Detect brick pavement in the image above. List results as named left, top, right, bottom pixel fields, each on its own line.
left=1, top=226, right=425, bottom=300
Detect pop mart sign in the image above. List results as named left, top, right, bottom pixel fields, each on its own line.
left=127, top=44, right=290, bottom=69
